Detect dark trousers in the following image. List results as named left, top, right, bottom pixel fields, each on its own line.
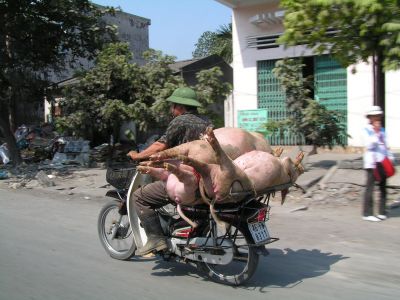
left=132, top=181, right=171, bottom=219
left=363, top=169, right=387, bottom=216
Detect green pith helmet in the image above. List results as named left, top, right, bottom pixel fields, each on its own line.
left=166, top=87, right=202, bottom=107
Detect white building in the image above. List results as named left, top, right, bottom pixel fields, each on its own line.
left=216, top=0, right=400, bottom=149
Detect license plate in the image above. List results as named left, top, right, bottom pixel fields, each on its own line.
left=248, top=222, right=270, bottom=244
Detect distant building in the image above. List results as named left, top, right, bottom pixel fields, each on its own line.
left=43, top=9, right=150, bottom=124
left=216, top=0, right=400, bottom=148
left=47, top=9, right=150, bottom=83
left=169, top=54, right=233, bottom=128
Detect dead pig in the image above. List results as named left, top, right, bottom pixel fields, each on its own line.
left=175, top=128, right=305, bottom=204
left=149, top=127, right=272, bottom=164
left=176, top=127, right=255, bottom=204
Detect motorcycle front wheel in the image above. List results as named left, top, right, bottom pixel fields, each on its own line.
left=197, top=223, right=259, bottom=286
left=98, top=200, right=136, bottom=260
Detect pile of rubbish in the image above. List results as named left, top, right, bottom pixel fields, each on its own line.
left=0, top=124, right=91, bottom=168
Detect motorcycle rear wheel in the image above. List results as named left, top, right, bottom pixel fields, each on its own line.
left=98, top=200, right=136, bottom=260
left=197, top=223, right=259, bottom=286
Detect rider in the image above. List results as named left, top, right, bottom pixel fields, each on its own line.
left=128, top=87, right=213, bottom=256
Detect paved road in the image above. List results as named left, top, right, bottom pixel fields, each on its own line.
left=0, top=188, right=399, bottom=300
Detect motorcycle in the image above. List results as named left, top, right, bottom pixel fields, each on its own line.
left=98, top=163, right=289, bottom=286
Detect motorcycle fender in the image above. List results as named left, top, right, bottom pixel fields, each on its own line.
left=170, top=237, right=234, bottom=265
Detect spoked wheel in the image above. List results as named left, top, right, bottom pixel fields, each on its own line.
left=98, top=200, right=136, bottom=260
left=197, top=223, right=259, bottom=286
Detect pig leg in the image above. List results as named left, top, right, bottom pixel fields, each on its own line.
left=203, top=128, right=255, bottom=202
left=149, top=144, right=190, bottom=161
left=280, top=152, right=305, bottom=204
left=137, top=165, right=169, bottom=181
left=175, top=155, right=211, bottom=178
left=163, top=162, right=197, bottom=184
left=203, top=127, right=232, bottom=170
left=139, top=160, right=165, bottom=167
left=294, top=151, right=305, bottom=174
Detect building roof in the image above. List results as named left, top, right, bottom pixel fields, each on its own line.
left=168, top=59, right=200, bottom=73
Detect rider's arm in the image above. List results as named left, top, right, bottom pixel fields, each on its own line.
left=127, top=141, right=167, bottom=161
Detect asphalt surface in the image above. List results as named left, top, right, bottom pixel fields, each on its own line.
left=1, top=187, right=399, bottom=300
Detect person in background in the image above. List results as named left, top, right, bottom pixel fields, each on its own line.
left=127, top=87, right=212, bottom=255
left=361, top=105, right=394, bottom=222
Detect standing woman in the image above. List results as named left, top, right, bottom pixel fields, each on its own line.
left=362, top=106, right=394, bottom=222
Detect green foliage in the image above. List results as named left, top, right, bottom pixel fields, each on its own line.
left=57, top=43, right=171, bottom=140
left=279, top=0, right=400, bottom=71
left=301, top=100, right=348, bottom=148
left=0, top=0, right=116, bottom=164
left=192, top=31, right=218, bottom=59
left=0, top=0, right=116, bottom=73
left=56, top=43, right=231, bottom=142
left=267, top=58, right=347, bottom=148
left=193, top=23, right=232, bottom=63
left=195, top=66, right=232, bottom=128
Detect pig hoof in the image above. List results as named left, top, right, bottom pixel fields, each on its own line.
left=296, top=163, right=305, bottom=175
left=137, top=166, right=150, bottom=174
left=294, top=151, right=305, bottom=166
left=163, top=162, right=177, bottom=173
left=273, top=147, right=284, bottom=157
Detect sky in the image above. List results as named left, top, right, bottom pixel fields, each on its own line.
left=92, top=0, right=232, bottom=61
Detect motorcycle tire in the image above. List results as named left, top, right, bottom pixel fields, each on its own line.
left=98, top=200, right=136, bottom=260
left=196, top=222, right=259, bottom=286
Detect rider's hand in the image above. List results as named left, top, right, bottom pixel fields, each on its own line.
left=127, top=150, right=139, bottom=161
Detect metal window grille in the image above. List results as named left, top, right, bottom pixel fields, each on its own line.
left=257, top=60, right=304, bottom=145
left=314, top=55, right=348, bottom=145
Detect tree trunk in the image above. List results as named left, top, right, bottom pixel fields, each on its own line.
left=8, top=97, right=16, bottom=133
left=0, top=103, right=22, bottom=165
left=372, top=52, right=385, bottom=127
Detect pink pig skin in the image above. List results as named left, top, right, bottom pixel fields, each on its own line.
left=234, top=151, right=302, bottom=191
left=138, top=161, right=202, bottom=206
left=150, top=127, right=272, bottom=164
left=176, top=128, right=255, bottom=204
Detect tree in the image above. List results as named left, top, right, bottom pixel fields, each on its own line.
left=56, top=44, right=182, bottom=144
left=264, top=58, right=347, bottom=153
left=57, top=44, right=231, bottom=145
left=0, top=0, right=116, bottom=164
left=193, top=23, right=232, bottom=63
left=192, top=31, right=217, bottom=59
left=278, top=0, right=400, bottom=127
left=195, top=67, right=232, bottom=128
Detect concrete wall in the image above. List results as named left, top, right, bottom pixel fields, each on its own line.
left=102, top=11, right=150, bottom=66
left=347, top=61, right=374, bottom=147
left=230, top=4, right=400, bottom=148
left=231, top=3, right=314, bottom=127
left=385, top=70, right=400, bottom=149
left=333, top=60, right=400, bottom=149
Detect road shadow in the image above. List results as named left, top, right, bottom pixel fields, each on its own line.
left=388, top=207, right=400, bottom=218
left=150, top=259, right=203, bottom=280
left=244, top=248, right=348, bottom=291
left=147, top=248, right=348, bottom=288
left=308, top=160, right=337, bottom=169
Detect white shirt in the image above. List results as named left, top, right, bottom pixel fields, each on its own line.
left=362, top=124, right=393, bottom=169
